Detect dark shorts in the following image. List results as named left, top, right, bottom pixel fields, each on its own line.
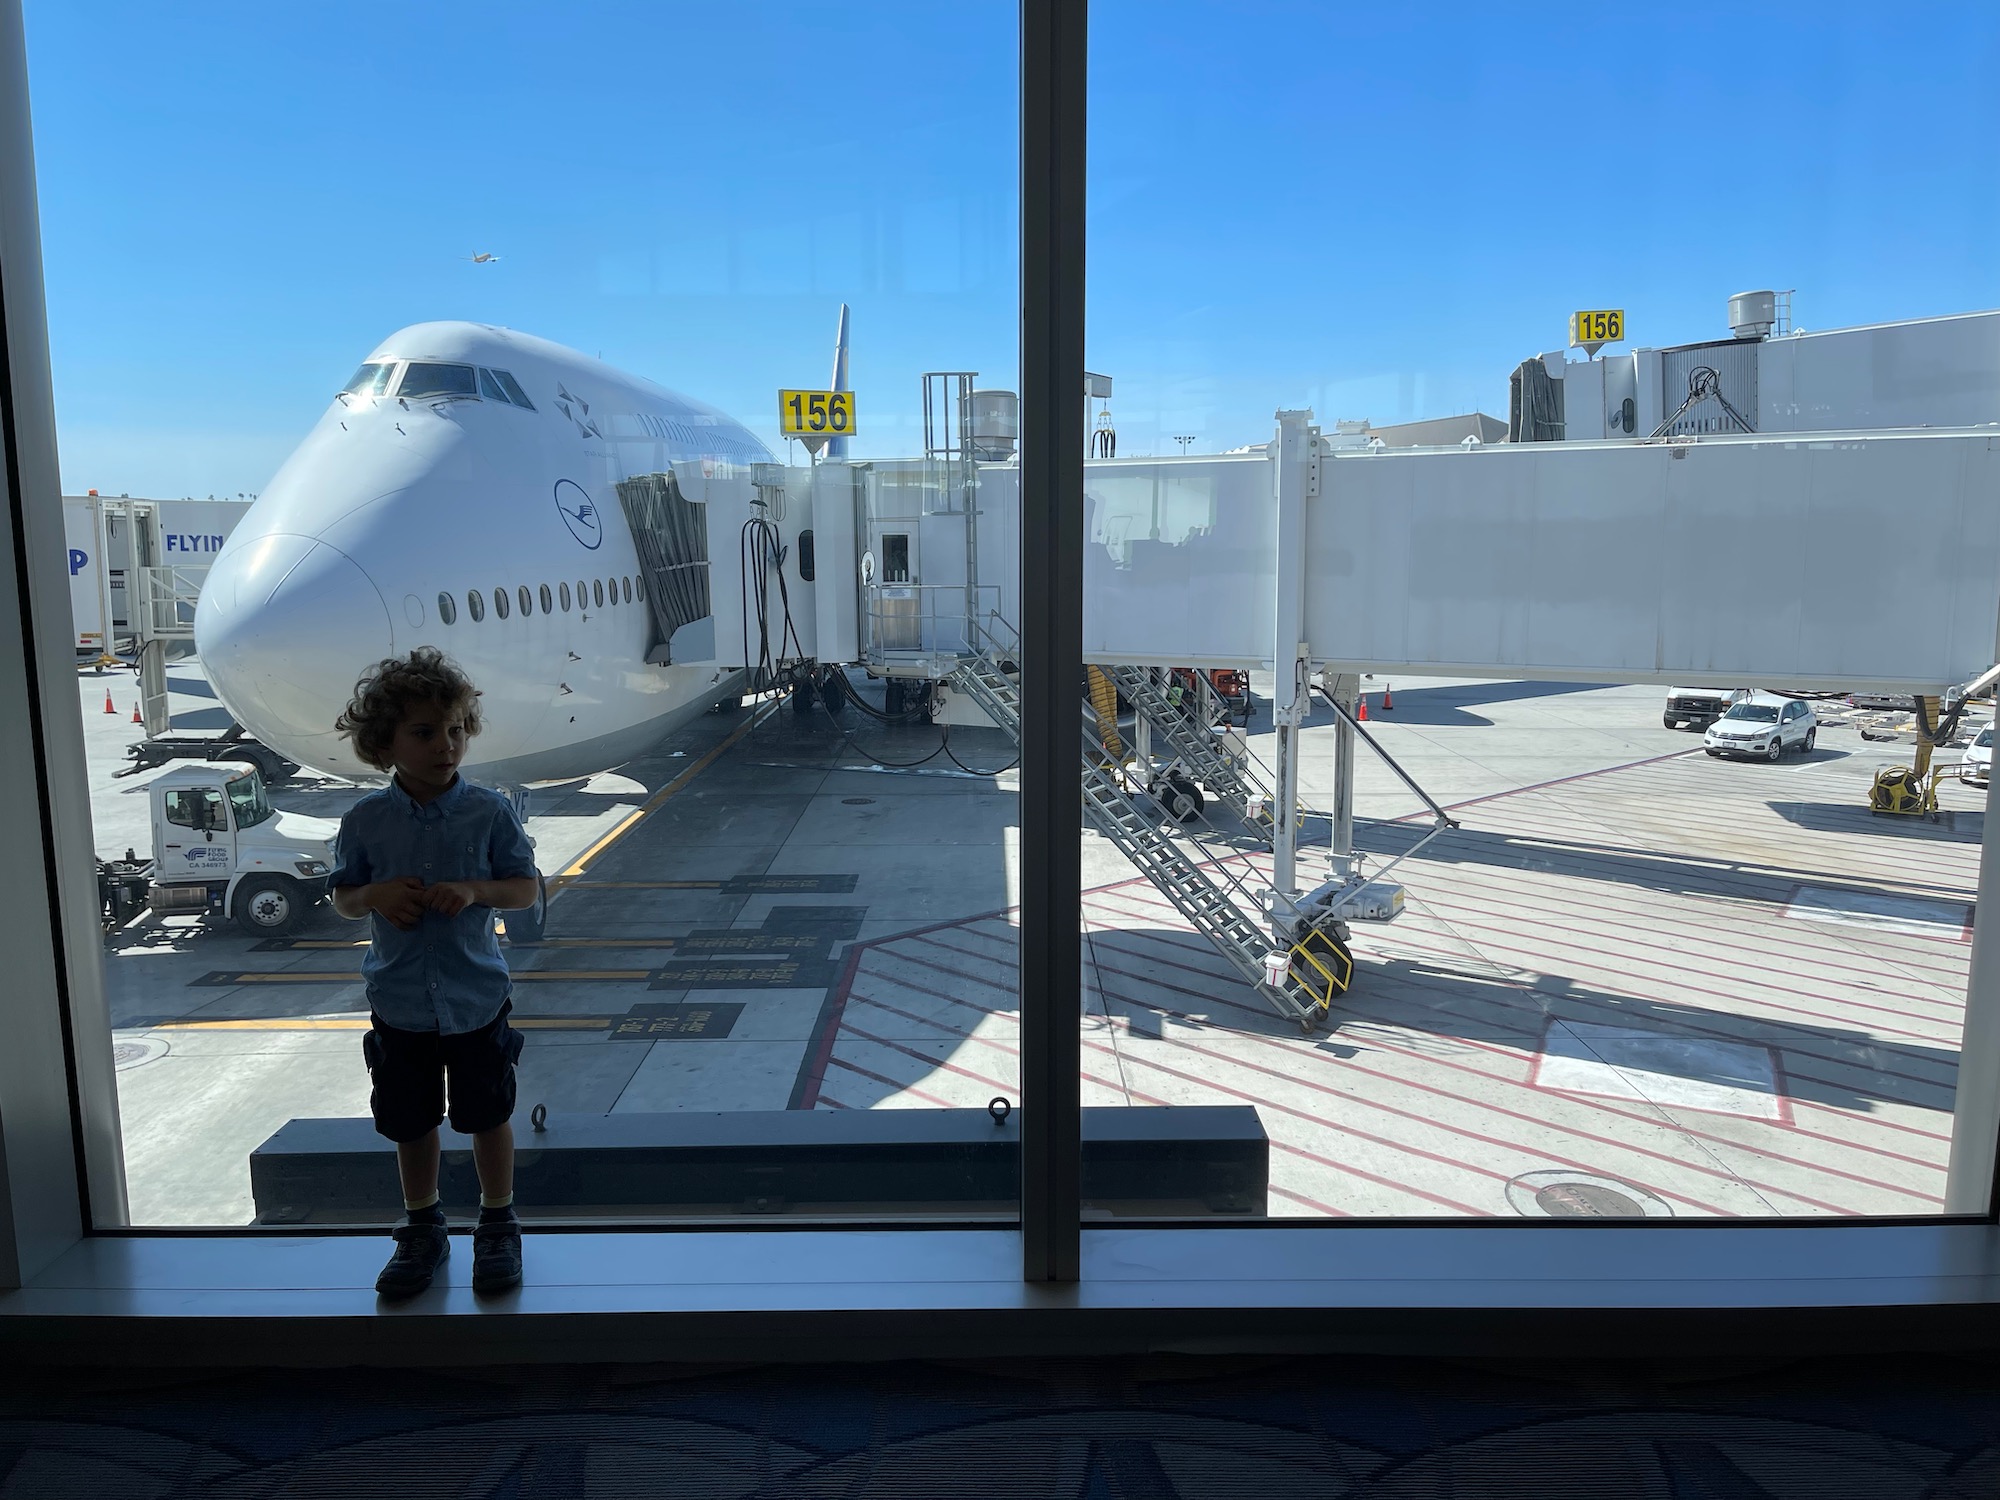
left=362, top=1001, right=523, bottom=1143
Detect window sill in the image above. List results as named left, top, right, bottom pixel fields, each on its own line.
left=3, top=1222, right=2000, bottom=1365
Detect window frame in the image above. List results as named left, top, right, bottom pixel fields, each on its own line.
left=6, top=0, right=2000, bottom=1359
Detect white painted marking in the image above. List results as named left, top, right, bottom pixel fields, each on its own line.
left=1784, top=886, right=1970, bottom=939
left=1534, top=1023, right=1786, bottom=1121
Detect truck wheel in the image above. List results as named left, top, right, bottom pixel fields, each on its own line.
left=234, top=875, right=301, bottom=936
left=506, top=876, right=548, bottom=945
left=1663, top=714, right=1679, bottom=730
left=1161, top=775, right=1205, bottom=824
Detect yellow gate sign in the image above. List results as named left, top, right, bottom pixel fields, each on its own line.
left=1569, top=309, right=1625, bottom=350
left=779, top=389, right=856, bottom=437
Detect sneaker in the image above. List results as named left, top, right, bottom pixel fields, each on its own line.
left=375, top=1222, right=449, bottom=1298
left=471, top=1218, right=523, bottom=1295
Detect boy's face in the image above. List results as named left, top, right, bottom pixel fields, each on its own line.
left=386, top=699, right=469, bottom=795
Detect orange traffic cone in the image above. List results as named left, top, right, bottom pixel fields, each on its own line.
left=103, top=688, right=116, bottom=714
left=1381, top=682, right=1394, bottom=711
left=1357, top=696, right=1369, bottom=722
left=132, top=701, right=143, bottom=723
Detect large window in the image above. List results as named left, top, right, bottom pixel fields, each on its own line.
left=31, top=2, right=1023, bottom=1230
left=1076, top=3, right=2000, bottom=1222
left=8, top=0, right=2000, bottom=1325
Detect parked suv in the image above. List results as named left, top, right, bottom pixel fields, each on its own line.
left=1704, top=694, right=1817, bottom=761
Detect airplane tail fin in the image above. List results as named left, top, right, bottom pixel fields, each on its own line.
left=826, top=303, right=850, bottom=459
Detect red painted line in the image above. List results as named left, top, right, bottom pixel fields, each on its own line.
left=1105, top=1004, right=1872, bottom=1217
left=824, top=1054, right=955, bottom=1109
left=1371, top=919, right=1961, bottom=1048
left=1076, top=910, right=1961, bottom=1132
left=838, top=1022, right=1019, bottom=1097
left=1081, top=955, right=1936, bottom=1209
left=1269, top=1183, right=1352, bottom=1217
left=1075, top=916, right=1960, bottom=1114
left=792, top=940, right=868, bottom=1111
left=1405, top=889, right=1969, bottom=1026
left=1412, top=860, right=1975, bottom=983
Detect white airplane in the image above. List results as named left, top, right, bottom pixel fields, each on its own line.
left=195, top=321, right=778, bottom=784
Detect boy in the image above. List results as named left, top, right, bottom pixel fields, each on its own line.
left=329, top=647, right=541, bottom=1298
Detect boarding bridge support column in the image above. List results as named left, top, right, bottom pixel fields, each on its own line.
left=1320, top=669, right=1358, bottom=883
left=1268, top=410, right=1316, bottom=928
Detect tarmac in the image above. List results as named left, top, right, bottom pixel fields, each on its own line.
left=75, top=660, right=1986, bottom=1226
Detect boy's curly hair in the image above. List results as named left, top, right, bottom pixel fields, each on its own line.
left=334, top=647, right=483, bottom=772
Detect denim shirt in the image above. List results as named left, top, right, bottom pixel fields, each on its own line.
left=328, top=776, right=537, bottom=1034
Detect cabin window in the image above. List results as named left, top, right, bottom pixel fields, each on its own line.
left=540, top=583, right=553, bottom=614
left=491, top=369, right=535, bottom=409
left=518, top=585, right=533, bottom=617
left=340, top=361, right=396, bottom=397
left=622, top=576, right=632, bottom=604
left=397, top=362, right=478, bottom=399
left=493, top=585, right=510, bottom=619
left=477, top=368, right=510, bottom=403
left=162, top=787, right=224, bottom=831
left=635, top=575, right=646, bottom=603
left=437, top=592, right=457, bottom=625
left=593, top=579, right=605, bottom=608
left=560, top=582, right=572, bottom=612
left=467, top=589, right=485, bottom=622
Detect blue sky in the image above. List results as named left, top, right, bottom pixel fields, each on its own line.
left=24, top=2, right=2000, bottom=496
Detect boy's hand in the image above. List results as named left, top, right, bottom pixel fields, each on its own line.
left=367, top=877, right=429, bottom=931
left=424, top=881, right=480, bottom=917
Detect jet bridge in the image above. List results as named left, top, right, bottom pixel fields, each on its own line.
left=677, top=411, right=2000, bottom=1029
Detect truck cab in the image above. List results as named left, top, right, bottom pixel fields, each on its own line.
left=144, top=765, right=337, bottom=934
left=1664, top=686, right=1749, bottom=731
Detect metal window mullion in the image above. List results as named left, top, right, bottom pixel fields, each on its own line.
left=1018, top=0, right=1086, bottom=1282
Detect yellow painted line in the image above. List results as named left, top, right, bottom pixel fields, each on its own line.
left=206, top=969, right=654, bottom=985
left=275, top=936, right=679, bottom=950
left=547, top=699, right=781, bottom=898
left=152, top=1015, right=617, bottom=1032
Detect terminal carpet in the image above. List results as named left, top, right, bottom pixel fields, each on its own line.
left=3, top=1351, right=2000, bottom=1495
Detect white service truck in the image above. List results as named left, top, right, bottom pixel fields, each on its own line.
left=98, top=764, right=337, bottom=935
left=1663, top=686, right=1749, bottom=731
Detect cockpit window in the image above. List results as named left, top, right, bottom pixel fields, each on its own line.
left=397, top=362, right=478, bottom=399
left=477, top=368, right=509, bottom=403
left=340, top=361, right=395, bottom=397
left=490, top=369, right=535, bottom=409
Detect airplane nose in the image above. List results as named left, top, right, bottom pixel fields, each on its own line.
left=198, top=534, right=393, bottom=774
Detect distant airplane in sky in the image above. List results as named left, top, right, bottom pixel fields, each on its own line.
left=462, top=252, right=501, bottom=264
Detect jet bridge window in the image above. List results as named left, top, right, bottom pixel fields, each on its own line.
left=490, top=369, right=535, bottom=409
left=397, top=363, right=478, bottom=399
left=340, top=362, right=396, bottom=397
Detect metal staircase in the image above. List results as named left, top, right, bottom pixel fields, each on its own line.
left=1108, top=665, right=1275, bottom=837
left=944, top=644, right=1338, bottom=1029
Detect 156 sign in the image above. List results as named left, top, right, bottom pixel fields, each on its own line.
left=779, top=389, right=856, bottom=436
left=1569, top=309, right=1625, bottom=348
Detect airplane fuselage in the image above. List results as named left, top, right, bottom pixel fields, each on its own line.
left=196, top=322, right=771, bottom=783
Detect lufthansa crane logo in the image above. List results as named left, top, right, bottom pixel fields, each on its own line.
left=553, top=479, right=602, bottom=550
